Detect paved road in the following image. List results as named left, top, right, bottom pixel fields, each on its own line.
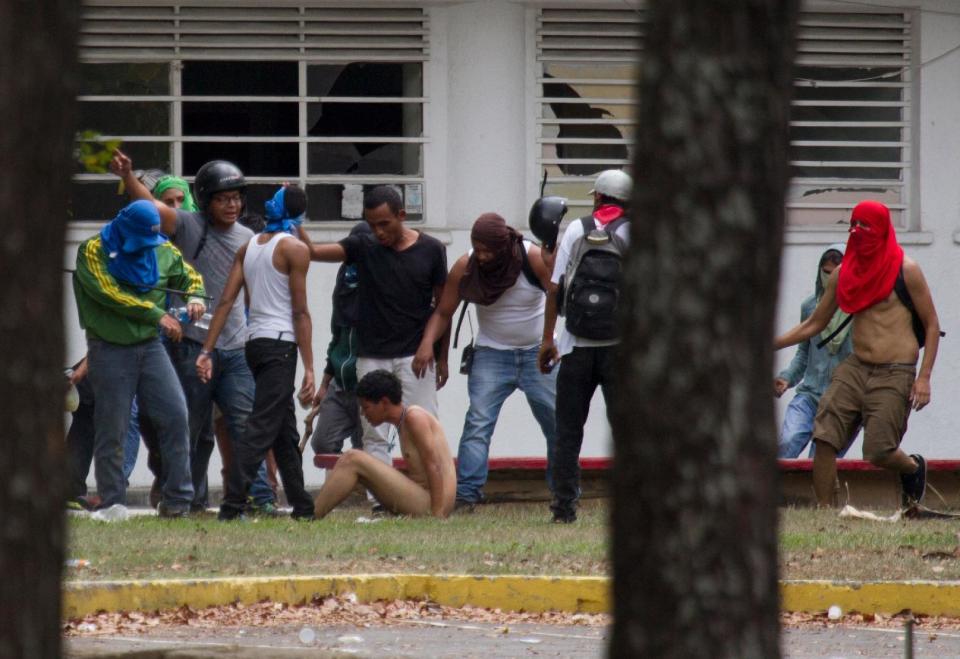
left=66, top=621, right=960, bottom=658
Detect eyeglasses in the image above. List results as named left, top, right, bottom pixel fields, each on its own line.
left=212, top=193, right=243, bottom=206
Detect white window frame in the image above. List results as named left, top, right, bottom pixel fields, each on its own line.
left=73, top=2, right=431, bottom=225
left=528, top=3, right=920, bottom=235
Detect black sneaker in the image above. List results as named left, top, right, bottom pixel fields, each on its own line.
left=217, top=509, right=247, bottom=522
left=157, top=502, right=189, bottom=519
left=291, top=511, right=315, bottom=522
left=453, top=499, right=477, bottom=514
left=900, top=454, right=927, bottom=506
left=552, top=511, right=577, bottom=524
left=371, top=503, right=388, bottom=518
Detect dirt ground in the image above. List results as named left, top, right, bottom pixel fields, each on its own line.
left=64, top=597, right=960, bottom=658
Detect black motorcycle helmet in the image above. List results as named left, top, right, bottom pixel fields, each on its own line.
left=528, top=196, right=568, bottom=252
left=193, top=160, right=246, bottom=211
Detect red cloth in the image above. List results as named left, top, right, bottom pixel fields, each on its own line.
left=836, top=200, right=903, bottom=314
left=593, top=204, right=625, bottom=226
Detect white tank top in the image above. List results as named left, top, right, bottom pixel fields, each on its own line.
left=244, top=233, right=295, bottom=341
left=474, top=241, right=546, bottom=350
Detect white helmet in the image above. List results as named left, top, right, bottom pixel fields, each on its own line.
left=589, top=169, right=633, bottom=202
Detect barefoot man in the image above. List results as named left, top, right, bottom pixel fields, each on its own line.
left=775, top=200, right=940, bottom=508
left=313, top=370, right=456, bottom=519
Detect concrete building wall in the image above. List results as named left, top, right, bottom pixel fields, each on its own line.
left=64, top=1, right=960, bottom=489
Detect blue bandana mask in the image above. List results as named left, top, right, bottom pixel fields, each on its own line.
left=99, top=200, right=166, bottom=292
left=264, top=187, right=304, bottom=234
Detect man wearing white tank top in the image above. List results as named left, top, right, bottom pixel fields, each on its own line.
left=197, top=186, right=317, bottom=521
left=413, top=213, right=556, bottom=509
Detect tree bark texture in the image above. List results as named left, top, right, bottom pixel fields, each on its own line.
left=610, top=1, right=798, bottom=657
left=0, top=2, right=78, bottom=656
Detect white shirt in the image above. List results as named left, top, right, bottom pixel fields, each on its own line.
left=550, top=216, right=631, bottom=356
left=244, top=233, right=296, bottom=341
left=474, top=241, right=546, bottom=350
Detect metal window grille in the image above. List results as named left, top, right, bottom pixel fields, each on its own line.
left=73, top=2, right=430, bottom=223
left=535, top=7, right=913, bottom=227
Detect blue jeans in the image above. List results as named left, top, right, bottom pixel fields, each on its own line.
left=778, top=393, right=849, bottom=459
left=86, top=338, right=193, bottom=510
left=167, top=339, right=256, bottom=508
left=456, top=345, right=557, bottom=503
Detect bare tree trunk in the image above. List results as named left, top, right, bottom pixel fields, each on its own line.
left=610, top=1, right=798, bottom=657
left=0, top=2, right=78, bottom=656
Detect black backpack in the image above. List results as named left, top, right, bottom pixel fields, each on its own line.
left=893, top=265, right=944, bottom=348
left=558, top=216, right=629, bottom=341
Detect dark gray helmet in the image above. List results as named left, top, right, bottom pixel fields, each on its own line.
left=193, top=160, right=246, bottom=210
left=528, top=196, right=568, bottom=251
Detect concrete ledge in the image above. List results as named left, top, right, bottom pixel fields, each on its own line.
left=64, top=574, right=960, bottom=619
left=782, top=580, right=960, bottom=617
left=63, top=574, right=609, bottom=618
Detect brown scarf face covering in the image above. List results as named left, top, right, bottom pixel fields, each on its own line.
left=458, top=213, right=524, bottom=306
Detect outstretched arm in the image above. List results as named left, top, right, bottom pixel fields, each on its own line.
left=109, top=149, right=178, bottom=236
left=295, top=225, right=348, bottom=262
left=196, top=245, right=247, bottom=381
left=904, top=257, right=940, bottom=410
left=774, top=269, right=841, bottom=350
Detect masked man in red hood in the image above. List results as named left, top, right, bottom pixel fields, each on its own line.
left=775, top=200, right=940, bottom=507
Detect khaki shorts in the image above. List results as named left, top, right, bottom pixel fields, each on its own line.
left=813, top=354, right=915, bottom=461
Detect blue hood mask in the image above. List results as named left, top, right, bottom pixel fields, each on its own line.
left=99, top=200, right=167, bottom=292
left=264, top=187, right=305, bottom=234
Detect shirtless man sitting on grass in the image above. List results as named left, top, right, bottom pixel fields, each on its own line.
left=775, top=200, right=940, bottom=508
left=313, top=370, right=456, bottom=519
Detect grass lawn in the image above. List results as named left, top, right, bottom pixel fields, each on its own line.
left=66, top=501, right=960, bottom=582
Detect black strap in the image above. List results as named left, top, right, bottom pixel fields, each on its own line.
left=453, top=300, right=470, bottom=349
left=520, top=244, right=546, bottom=292
left=192, top=219, right=210, bottom=261
left=815, top=315, right=853, bottom=350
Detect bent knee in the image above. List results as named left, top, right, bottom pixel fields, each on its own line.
left=337, top=449, right=368, bottom=468
left=864, top=446, right=896, bottom=468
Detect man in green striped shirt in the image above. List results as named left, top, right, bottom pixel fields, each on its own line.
left=73, top=200, right=206, bottom=517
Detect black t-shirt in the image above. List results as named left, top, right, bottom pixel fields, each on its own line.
left=340, top=231, right=447, bottom=358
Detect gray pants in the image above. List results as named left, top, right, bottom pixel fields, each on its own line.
left=310, top=383, right=362, bottom=454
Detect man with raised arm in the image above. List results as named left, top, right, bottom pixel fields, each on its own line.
left=111, top=151, right=277, bottom=513
left=313, top=370, right=456, bottom=519
left=197, top=185, right=317, bottom=521
left=298, top=186, right=448, bottom=511
left=775, top=200, right=940, bottom=508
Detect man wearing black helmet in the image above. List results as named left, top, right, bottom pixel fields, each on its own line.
left=111, top=150, right=258, bottom=513
left=537, top=169, right=633, bottom=524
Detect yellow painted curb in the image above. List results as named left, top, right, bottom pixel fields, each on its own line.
left=63, top=574, right=609, bottom=618
left=781, top=580, right=960, bottom=617
left=64, top=576, right=960, bottom=619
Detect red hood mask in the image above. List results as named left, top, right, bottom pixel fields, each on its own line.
left=836, top=200, right=903, bottom=314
